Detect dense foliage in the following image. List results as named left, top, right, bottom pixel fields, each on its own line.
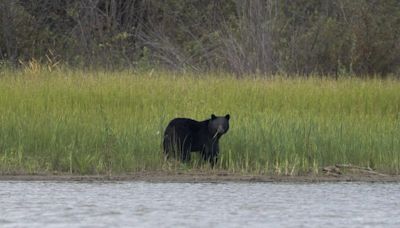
left=1, top=0, right=399, bottom=76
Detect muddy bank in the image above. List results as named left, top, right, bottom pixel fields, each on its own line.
left=1, top=170, right=400, bottom=182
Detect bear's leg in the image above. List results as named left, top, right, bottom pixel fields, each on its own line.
left=200, top=144, right=211, bottom=161
left=180, top=136, right=192, bottom=162
left=209, top=143, right=219, bottom=167
left=180, top=144, right=191, bottom=162
left=201, top=143, right=219, bottom=167
left=163, top=133, right=181, bottom=159
left=200, top=147, right=208, bottom=161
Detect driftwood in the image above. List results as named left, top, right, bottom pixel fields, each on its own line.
left=322, top=166, right=342, bottom=176
left=323, top=164, right=388, bottom=177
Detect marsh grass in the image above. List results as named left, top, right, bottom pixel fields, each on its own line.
left=0, top=69, right=399, bottom=175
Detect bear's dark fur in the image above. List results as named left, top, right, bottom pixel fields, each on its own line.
left=163, top=114, right=230, bottom=165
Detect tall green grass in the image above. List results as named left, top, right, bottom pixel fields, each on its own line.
left=0, top=70, right=399, bottom=175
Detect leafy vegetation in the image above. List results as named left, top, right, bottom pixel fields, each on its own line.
left=1, top=0, right=399, bottom=76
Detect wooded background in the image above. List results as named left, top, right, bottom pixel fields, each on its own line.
left=1, top=0, right=399, bottom=77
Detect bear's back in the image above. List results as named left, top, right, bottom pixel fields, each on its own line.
left=165, top=118, right=205, bottom=134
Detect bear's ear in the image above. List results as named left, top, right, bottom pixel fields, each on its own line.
left=211, top=114, right=217, bottom=120
left=225, top=114, right=230, bottom=120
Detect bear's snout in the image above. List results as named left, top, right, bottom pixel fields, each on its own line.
left=217, top=126, right=225, bottom=133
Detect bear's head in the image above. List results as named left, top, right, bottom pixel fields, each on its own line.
left=208, top=114, right=230, bottom=138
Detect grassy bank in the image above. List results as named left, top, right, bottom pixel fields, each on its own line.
left=0, top=70, right=399, bottom=175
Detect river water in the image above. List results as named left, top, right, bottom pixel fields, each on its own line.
left=1, top=181, right=399, bottom=227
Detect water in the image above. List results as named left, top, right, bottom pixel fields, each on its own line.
left=1, top=182, right=399, bottom=227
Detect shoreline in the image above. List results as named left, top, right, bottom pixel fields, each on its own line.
left=1, top=171, right=400, bottom=183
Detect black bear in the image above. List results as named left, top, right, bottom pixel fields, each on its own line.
left=163, top=114, right=230, bottom=166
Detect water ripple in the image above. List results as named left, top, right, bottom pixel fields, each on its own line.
left=0, top=182, right=399, bottom=227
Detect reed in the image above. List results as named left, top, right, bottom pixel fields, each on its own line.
left=0, top=70, right=399, bottom=175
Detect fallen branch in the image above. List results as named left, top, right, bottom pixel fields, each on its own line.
left=335, top=164, right=373, bottom=171
left=335, top=164, right=388, bottom=177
